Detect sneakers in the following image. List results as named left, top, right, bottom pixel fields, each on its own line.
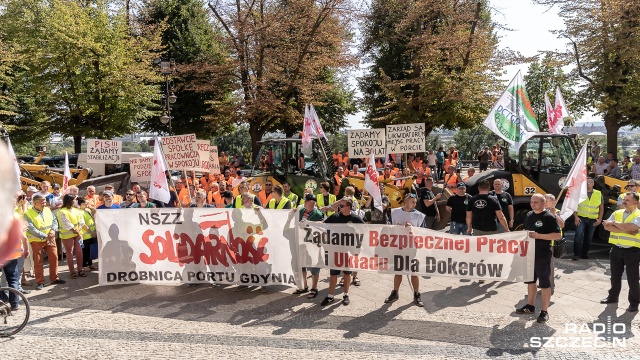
left=342, top=295, right=350, bottom=306
left=320, top=296, right=335, bottom=306
left=516, top=304, right=535, bottom=314
left=19, top=289, right=31, bottom=295
left=51, top=279, right=66, bottom=285
left=35, top=283, right=44, bottom=290
left=537, top=311, right=549, bottom=323
left=384, top=290, right=399, bottom=303
left=413, top=293, right=424, bottom=307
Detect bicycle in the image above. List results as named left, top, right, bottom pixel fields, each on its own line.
left=0, top=287, right=30, bottom=337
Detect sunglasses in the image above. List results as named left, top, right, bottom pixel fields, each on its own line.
left=126, top=193, right=134, bottom=196
left=405, top=193, right=417, bottom=198
left=626, top=185, right=637, bottom=189
left=265, top=184, right=272, bottom=187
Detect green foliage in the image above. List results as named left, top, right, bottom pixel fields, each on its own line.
left=0, top=0, right=163, bottom=152
left=453, top=125, right=500, bottom=160
left=212, top=125, right=252, bottom=159
left=138, top=0, right=235, bottom=138
left=330, top=132, right=348, bottom=154
left=359, top=0, right=502, bottom=135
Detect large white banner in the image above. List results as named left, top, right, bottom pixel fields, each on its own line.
left=196, top=140, right=211, bottom=172
left=347, top=129, right=385, bottom=157
left=161, top=134, right=201, bottom=171
left=386, top=123, right=425, bottom=154
left=297, top=223, right=534, bottom=282
left=86, top=139, right=122, bottom=164
left=96, top=208, right=300, bottom=287
left=129, top=156, right=152, bottom=182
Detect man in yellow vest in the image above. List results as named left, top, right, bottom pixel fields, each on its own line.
left=266, top=185, right=292, bottom=209
left=234, top=181, right=262, bottom=208
left=317, top=182, right=336, bottom=216
left=601, top=192, right=640, bottom=312
left=281, top=183, right=298, bottom=207
left=573, top=178, right=603, bottom=261
left=24, top=194, right=65, bottom=290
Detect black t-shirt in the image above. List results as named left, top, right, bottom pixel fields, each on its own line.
left=418, top=187, right=438, bottom=217
left=325, top=212, right=366, bottom=224
left=466, top=194, right=502, bottom=231
left=524, top=210, right=560, bottom=258
left=446, top=194, right=471, bottom=223
left=490, top=191, right=513, bottom=222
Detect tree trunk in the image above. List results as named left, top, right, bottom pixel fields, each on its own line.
left=249, top=124, right=263, bottom=160
left=603, top=112, right=619, bottom=154
left=73, top=134, right=82, bottom=154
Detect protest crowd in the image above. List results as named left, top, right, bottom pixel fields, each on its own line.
left=5, top=138, right=640, bottom=328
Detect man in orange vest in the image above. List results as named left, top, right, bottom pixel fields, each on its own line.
left=350, top=164, right=364, bottom=177
left=333, top=166, right=345, bottom=195
left=443, top=165, right=461, bottom=189
left=258, top=180, right=274, bottom=206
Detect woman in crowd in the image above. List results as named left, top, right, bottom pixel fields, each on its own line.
left=191, top=190, right=214, bottom=208
left=56, top=194, right=85, bottom=278
left=77, top=198, right=98, bottom=271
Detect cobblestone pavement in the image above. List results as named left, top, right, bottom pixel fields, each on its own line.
left=2, top=253, right=640, bottom=359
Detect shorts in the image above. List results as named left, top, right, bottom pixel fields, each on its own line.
left=329, top=269, right=353, bottom=276
left=479, top=163, right=488, bottom=171
left=524, top=257, right=552, bottom=289
left=303, top=267, right=320, bottom=275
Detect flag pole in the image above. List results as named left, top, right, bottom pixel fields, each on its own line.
left=157, top=137, right=178, bottom=207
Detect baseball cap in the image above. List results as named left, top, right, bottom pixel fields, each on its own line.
left=457, top=182, right=467, bottom=188
left=221, top=191, right=234, bottom=199
left=27, top=186, right=38, bottom=193
left=305, top=193, right=316, bottom=202
left=103, top=190, right=114, bottom=197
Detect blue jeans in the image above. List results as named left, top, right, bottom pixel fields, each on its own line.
left=449, top=221, right=468, bottom=235
left=1, top=259, right=20, bottom=308
left=574, top=217, right=597, bottom=258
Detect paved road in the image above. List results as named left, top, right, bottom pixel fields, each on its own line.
left=2, top=250, right=639, bottom=360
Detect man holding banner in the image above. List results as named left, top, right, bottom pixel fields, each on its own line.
left=385, top=193, right=427, bottom=307
left=516, top=194, right=561, bottom=323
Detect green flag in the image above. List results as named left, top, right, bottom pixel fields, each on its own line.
left=483, top=71, right=539, bottom=151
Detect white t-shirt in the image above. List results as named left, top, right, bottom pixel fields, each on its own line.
left=427, top=154, right=437, bottom=166
left=390, top=208, right=426, bottom=227
left=594, top=163, right=608, bottom=175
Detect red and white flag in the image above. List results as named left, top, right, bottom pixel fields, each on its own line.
left=150, top=137, right=171, bottom=204
left=5, top=138, right=21, bottom=191
left=545, top=92, right=555, bottom=132
left=301, top=105, right=313, bottom=156
left=364, top=148, right=383, bottom=212
left=552, top=87, right=570, bottom=134
left=308, top=104, right=327, bottom=141
left=559, top=142, right=588, bottom=220
left=62, top=151, right=71, bottom=194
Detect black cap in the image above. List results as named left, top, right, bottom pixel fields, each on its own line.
left=457, top=182, right=467, bottom=188
left=305, top=193, right=316, bottom=202
left=221, top=191, right=234, bottom=199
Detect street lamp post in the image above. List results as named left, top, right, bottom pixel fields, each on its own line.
left=158, top=59, right=177, bottom=135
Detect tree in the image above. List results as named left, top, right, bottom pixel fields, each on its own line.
left=359, top=0, right=502, bottom=135
left=207, top=0, right=357, bottom=158
left=535, top=0, right=640, bottom=152
left=453, top=125, right=499, bottom=160
left=0, top=0, right=163, bottom=153
left=523, top=54, right=585, bottom=132
left=138, top=0, right=235, bottom=137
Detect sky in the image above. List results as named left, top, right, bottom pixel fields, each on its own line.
left=346, top=0, right=598, bottom=129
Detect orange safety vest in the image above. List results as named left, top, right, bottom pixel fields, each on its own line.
left=445, top=172, right=460, bottom=187
left=349, top=171, right=363, bottom=178
left=208, top=191, right=222, bottom=207
left=258, top=190, right=273, bottom=206
left=85, top=195, right=99, bottom=208
left=376, top=159, right=383, bottom=168
left=333, top=174, right=344, bottom=195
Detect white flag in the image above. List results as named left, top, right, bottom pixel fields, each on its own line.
left=301, top=105, right=313, bottom=156
left=308, top=104, right=327, bottom=141
left=149, top=137, right=171, bottom=204
left=5, top=138, right=21, bottom=191
left=551, top=87, right=570, bottom=134
left=62, top=151, right=71, bottom=194
left=558, top=142, right=588, bottom=220
left=364, top=148, right=383, bottom=212
left=483, top=71, right=539, bottom=152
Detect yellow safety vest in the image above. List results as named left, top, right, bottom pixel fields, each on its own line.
left=24, top=207, right=54, bottom=243
left=285, top=192, right=299, bottom=205
left=267, top=197, right=291, bottom=209
left=317, top=193, right=336, bottom=216
left=57, top=208, right=83, bottom=240
left=81, top=209, right=96, bottom=240
left=234, top=193, right=257, bottom=208
left=577, top=190, right=602, bottom=219
left=609, top=209, right=640, bottom=248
